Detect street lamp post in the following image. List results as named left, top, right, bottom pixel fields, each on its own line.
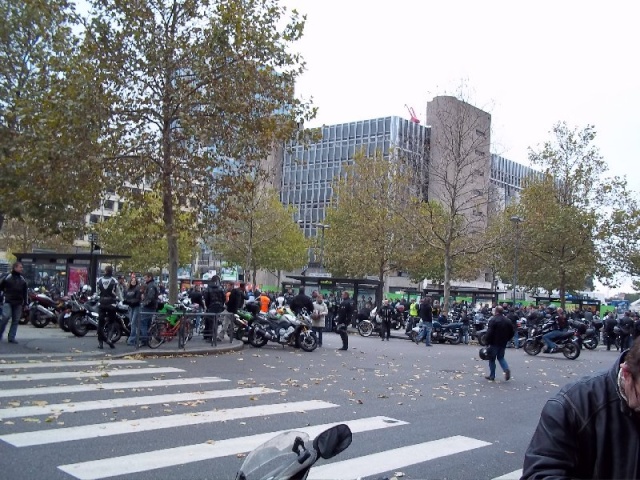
left=510, top=216, right=523, bottom=306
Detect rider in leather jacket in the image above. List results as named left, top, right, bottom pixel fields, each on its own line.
left=542, top=308, right=568, bottom=353
left=523, top=342, right=640, bottom=479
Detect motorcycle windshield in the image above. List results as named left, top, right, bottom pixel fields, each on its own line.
left=236, top=431, right=313, bottom=480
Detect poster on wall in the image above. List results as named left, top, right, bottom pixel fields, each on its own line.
left=68, top=267, right=88, bottom=294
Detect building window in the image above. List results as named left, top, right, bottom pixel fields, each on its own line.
left=89, top=214, right=100, bottom=224
left=104, top=200, right=115, bottom=210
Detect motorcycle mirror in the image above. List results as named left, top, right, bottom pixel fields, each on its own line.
left=312, top=424, right=352, bottom=460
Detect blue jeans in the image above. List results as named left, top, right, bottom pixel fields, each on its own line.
left=312, top=326, right=323, bottom=346
left=489, top=345, right=509, bottom=379
left=513, top=329, right=520, bottom=349
left=418, top=322, right=433, bottom=346
left=0, top=303, right=22, bottom=341
left=543, top=330, right=565, bottom=350
left=139, top=307, right=155, bottom=346
left=462, top=325, right=470, bottom=345
left=127, top=305, right=140, bottom=345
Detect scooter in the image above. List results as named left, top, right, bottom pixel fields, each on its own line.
left=235, top=424, right=352, bottom=480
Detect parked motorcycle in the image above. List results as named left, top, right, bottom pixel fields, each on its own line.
left=235, top=424, right=352, bottom=480
left=69, top=295, right=129, bottom=343
left=524, top=320, right=581, bottom=360
left=29, top=288, right=66, bottom=328
left=249, top=307, right=318, bottom=352
left=470, top=312, right=488, bottom=345
left=431, top=318, right=463, bottom=344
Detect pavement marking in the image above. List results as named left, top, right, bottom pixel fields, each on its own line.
left=58, top=416, right=408, bottom=480
left=0, top=376, right=228, bottom=398
left=492, top=469, right=523, bottom=480
left=0, top=387, right=279, bottom=419
left=307, top=435, right=492, bottom=480
left=1, top=399, right=339, bottom=447
left=0, top=367, right=184, bottom=383
left=0, top=360, right=146, bottom=370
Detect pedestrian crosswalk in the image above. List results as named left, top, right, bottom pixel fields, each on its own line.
left=0, top=358, right=524, bottom=480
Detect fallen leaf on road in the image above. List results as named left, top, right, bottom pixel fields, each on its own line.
left=236, top=453, right=246, bottom=458
left=22, top=418, right=41, bottom=423
left=206, top=440, right=216, bottom=445
left=505, top=450, right=515, bottom=454
left=477, top=416, right=485, bottom=420
left=31, top=400, right=48, bottom=407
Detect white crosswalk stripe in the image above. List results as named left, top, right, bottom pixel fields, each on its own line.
left=0, top=359, right=146, bottom=370
left=58, top=416, right=409, bottom=480
left=0, top=376, right=228, bottom=398
left=0, top=359, right=523, bottom=480
left=0, top=386, right=279, bottom=419
left=0, top=367, right=184, bottom=382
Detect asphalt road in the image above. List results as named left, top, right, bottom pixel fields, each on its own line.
left=0, top=330, right=620, bottom=480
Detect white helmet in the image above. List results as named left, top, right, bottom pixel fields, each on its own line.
left=81, top=285, right=92, bottom=294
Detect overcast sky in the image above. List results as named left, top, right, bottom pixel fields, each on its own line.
left=283, top=0, right=639, bottom=191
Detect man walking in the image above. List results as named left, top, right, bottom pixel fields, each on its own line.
left=203, top=276, right=225, bottom=341
left=0, top=262, right=28, bottom=343
left=416, top=297, right=433, bottom=346
left=484, top=306, right=514, bottom=381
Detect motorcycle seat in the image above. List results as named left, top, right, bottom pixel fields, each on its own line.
left=557, top=331, right=574, bottom=341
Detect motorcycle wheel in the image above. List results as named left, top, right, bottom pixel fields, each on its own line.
left=147, top=322, right=165, bottom=349
left=19, top=311, right=30, bottom=325
left=478, top=333, right=488, bottom=346
left=583, top=336, right=598, bottom=350
left=248, top=330, right=268, bottom=348
left=58, top=314, right=71, bottom=332
left=105, top=322, right=122, bottom=344
left=299, top=331, right=318, bottom=352
left=69, top=313, right=88, bottom=337
left=524, top=339, right=542, bottom=356
left=448, top=333, right=462, bottom=345
left=393, top=321, right=402, bottom=330
left=357, top=320, right=374, bottom=337
left=30, top=309, right=50, bottom=328
left=563, top=342, right=581, bottom=360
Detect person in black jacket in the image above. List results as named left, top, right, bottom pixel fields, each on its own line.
left=96, top=265, right=120, bottom=349
left=619, top=311, right=635, bottom=350
left=522, top=340, right=640, bottom=479
left=335, top=291, right=352, bottom=350
left=0, top=262, right=28, bottom=343
left=484, top=306, right=515, bottom=381
left=203, top=276, right=225, bottom=341
left=378, top=299, right=394, bottom=341
left=289, top=288, right=314, bottom=316
left=124, top=276, right=142, bottom=346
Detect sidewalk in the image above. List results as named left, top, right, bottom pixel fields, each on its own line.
left=0, top=323, right=243, bottom=359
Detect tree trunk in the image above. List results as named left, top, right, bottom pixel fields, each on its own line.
left=0, top=212, right=4, bottom=233
left=443, top=244, right=451, bottom=315
left=378, top=263, right=385, bottom=308
left=559, top=269, right=566, bottom=309
left=277, top=270, right=282, bottom=292
left=162, top=175, right=179, bottom=304
left=245, top=220, right=253, bottom=285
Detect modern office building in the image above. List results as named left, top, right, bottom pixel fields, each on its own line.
left=281, top=116, right=430, bottom=237
left=270, top=96, right=544, bottom=294
left=490, top=154, right=542, bottom=208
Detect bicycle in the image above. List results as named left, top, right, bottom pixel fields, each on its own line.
left=147, top=304, right=194, bottom=349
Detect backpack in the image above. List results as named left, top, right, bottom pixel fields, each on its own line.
left=206, top=285, right=225, bottom=313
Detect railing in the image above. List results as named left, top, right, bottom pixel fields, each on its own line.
left=131, top=312, right=237, bottom=351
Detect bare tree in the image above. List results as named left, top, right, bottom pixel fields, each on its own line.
left=402, top=93, right=497, bottom=312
